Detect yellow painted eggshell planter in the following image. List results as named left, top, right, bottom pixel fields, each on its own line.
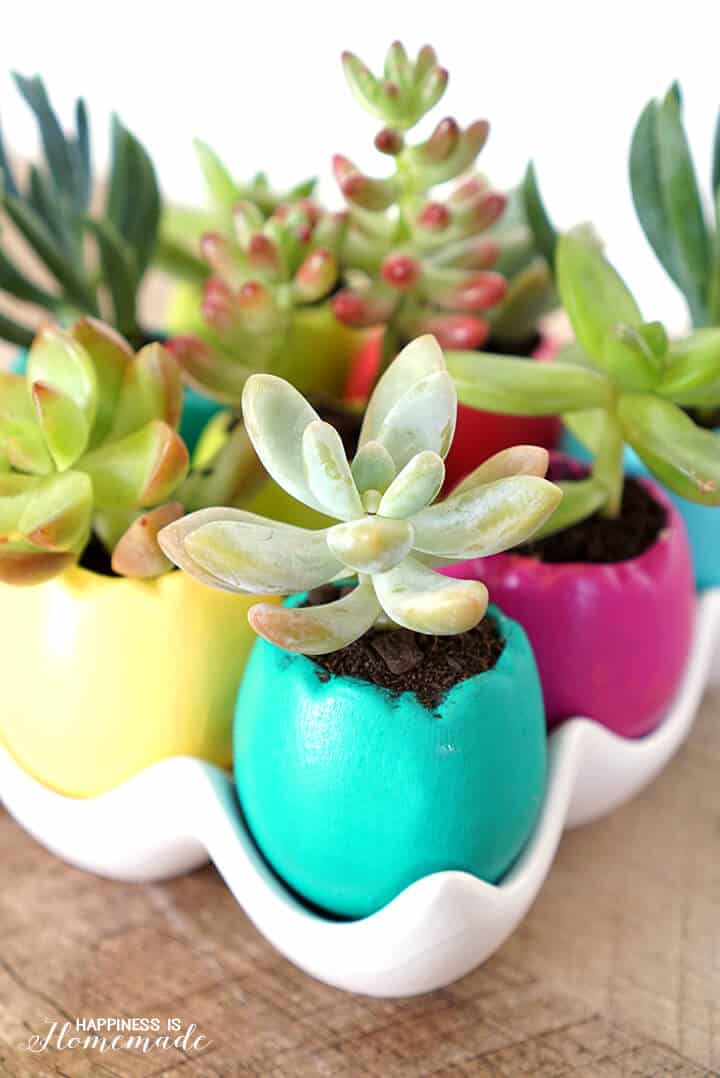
left=0, top=566, right=273, bottom=799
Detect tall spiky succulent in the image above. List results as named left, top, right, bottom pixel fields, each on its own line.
left=158, top=138, right=317, bottom=285
left=0, top=318, right=263, bottom=585
left=630, top=83, right=720, bottom=331
left=329, top=43, right=510, bottom=363
left=0, top=75, right=161, bottom=347
left=166, top=199, right=350, bottom=401
left=159, top=335, right=562, bottom=654
left=449, top=230, right=720, bottom=531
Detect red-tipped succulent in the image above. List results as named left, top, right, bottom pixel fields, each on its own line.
left=332, top=43, right=510, bottom=362
left=167, top=200, right=349, bottom=403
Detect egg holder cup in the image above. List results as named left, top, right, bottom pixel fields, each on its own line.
left=1, top=587, right=719, bottom=999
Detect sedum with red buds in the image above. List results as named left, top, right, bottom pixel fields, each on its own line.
left=167, top=199, right=350, bottom=402
left=331, top=42, right=510, bottom=364
left=0, top=318, right=265, bottom=585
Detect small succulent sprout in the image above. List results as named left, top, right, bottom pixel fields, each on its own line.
left=159, top=335, right=562, bottom=654
left=332, top=44, right=510, bottom=370
left=448, top=229, right=720, bottom=531
left=0, top=76, right=160, bottom=346
left=166, top=200, right=346, bottom=403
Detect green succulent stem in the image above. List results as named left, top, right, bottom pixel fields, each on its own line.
left=592, top=406, right=625, bottom=519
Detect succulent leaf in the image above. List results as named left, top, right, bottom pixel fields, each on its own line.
left=374, top=371, right=456, bottom=471
left=327, top=516, right=414, bottom=574
left=351, top=441, right=396, bottom=494
left=27, top=326, right=97, bottom=435
left=302, top=421, right=363, bottom=521
left=378, top=451, right=444, bottom=518
left=70, top=318, right=131, bottom=446
left=17, top=470, right=92, bottom=552
left=411, top=475, right=562, bottom=558
left=619, top=394, right=720, bottom=505
left=249, top=575, right=381, bottom=654
left=359, top=335, right=447, bottom=448
left=373, top=556, right=488, bottom=635
left=556, top=230, right=643, bottom=358
left=453, top=446, right=549, bottom=492
left=110, top=502, right=184, bottom=578
left=449, top=351, right=613, bottom=415
left=31, top=381, right=90, bottom=471
left=242, top=374, right=325, bottom=513
left=109, top=343, right=184, bottom=441
left=80, top=420, right=189, bottom=509
left=656, top=329, right=720, bottom=405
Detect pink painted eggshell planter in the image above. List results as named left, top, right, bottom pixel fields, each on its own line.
left=444, top=478, right=694, bottom=738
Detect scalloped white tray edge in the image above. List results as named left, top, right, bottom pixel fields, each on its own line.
left=2, top=589, right=719, bottom=998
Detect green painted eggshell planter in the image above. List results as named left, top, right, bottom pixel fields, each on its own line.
left=234, top=598, right=547, bottom=920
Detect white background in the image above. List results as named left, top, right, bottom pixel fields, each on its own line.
left=3, top=0, right=720, bottom=330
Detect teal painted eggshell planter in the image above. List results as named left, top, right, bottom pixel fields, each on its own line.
left=10, top=348, right=221, bottom=454
left=561, top=425, right=720, bottom=591
left=234, top=599, right=547, bottom=920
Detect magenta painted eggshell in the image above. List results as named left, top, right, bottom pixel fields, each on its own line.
left=444, top=479, right=694, bottom=738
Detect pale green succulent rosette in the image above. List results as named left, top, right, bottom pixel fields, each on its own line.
left=159, top=335, right=562, bottom=654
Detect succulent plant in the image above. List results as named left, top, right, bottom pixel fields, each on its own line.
left=0, top=75, right=161, bottom=347
left=448, top=229, right=720, bottom=532
left=485, top=169, right=558, bottom=348
left=166, top=198, right=350, bottom=402
left=630, top=83, right=720, bottom=330
left=329, top=43, right=510, bottom=364
left=0, top=318, right=263, bottom=585
left=158, top=138, right=317, bottom=285
left=159, top=335, right=562, bottom=654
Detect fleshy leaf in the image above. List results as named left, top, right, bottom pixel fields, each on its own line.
left=248, top=576, right=381, bottom=654
left=448, top=352, right=613, bottom=414
left=378, top=451, right=444, bottom=518
left=452, top=446, right=549, bottom=493
left=327, top=516, right=414, bottom=574
left=359, top=335, right=446, bottom=448
left=656, top=329, right=720, bottom=406
left=31, top=381, right=90, bottom=470
left=111, top=502, right=184, bottom=578
left=242, top=374, right=325, bottom=513
left=0, top=548, right=75, bottom=586
left=556, top=230, right=642, bottom=360
left=80, top=420, right=189, bottom=508
left=531, top=478, right=608, bottom=540
left=71, top=318, right=131, bottom=446
left=159, top=507, right=341, bottom=594
left=110, top=343, right=183, bottom=440
left=351, top=441, right=396, bottom=495
left=619, top=394, right=720, bottom=505
left=373, top=556, right=488, bottom=635
left=302, top=421, right=363, bottom=521
left=27, top=326, right=97, bottom=434
left=18, top=470, right=92, bottom=551
left=411, top=476, right=562, bottom=558
left=374, top=371, right=457, bottom=470
left=0, top=372, right=53, bottom=474
left=563, top=409, right=610, bottom=457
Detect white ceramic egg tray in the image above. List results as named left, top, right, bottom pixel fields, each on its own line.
left=2, top=588, right=720, bottom=999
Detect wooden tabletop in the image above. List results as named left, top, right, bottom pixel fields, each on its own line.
left=0, top=683, right=718, bottom=1077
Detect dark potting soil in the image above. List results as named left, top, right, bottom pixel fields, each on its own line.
left=78, top=533, right=118, bottom=577
left=304, top=584, right=505, bottom=711
left=518, top=477, right=667, bottom=564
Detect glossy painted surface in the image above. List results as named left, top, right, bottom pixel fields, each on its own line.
left=0, top=566, right=274, bottom=798
left=234, top=600, right=547, bottom=920
left=561, top=425, right=720, bottom=591
left=446, top=480, right=694, bottom=738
